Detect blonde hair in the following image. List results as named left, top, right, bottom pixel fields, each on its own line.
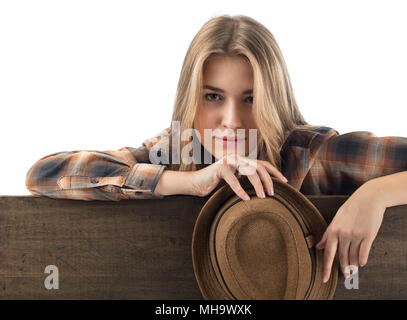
left=168, top=14, right=324, bottom=171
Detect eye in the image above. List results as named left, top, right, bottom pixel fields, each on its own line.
left=205, top=93, right=221, bottom=101
left=204, top=93, right=254, bottom=104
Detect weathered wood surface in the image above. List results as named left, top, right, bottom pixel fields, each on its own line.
left=0, top=194, right=406, bottom=299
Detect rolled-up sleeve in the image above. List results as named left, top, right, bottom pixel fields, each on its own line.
left=25, top=145, right=168, bottom=201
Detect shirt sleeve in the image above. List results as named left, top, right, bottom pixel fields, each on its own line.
left=302, top=130, right=407, bottom=195
left=25, top=145, right=168, bottom=201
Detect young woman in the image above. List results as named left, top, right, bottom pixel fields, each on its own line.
left=26, top=15, right=407, bottom=287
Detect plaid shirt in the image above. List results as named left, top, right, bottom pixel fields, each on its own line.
left=25, top=126, right=407, bottom=201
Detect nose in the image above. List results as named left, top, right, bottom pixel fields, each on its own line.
left=220, top=100, right=243, bottom=129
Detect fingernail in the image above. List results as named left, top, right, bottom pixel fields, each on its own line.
left=322, top=276, right=328, bottom=283
left=270, top=188, right=274, bottom=196
left=344, top=273, right=350, bottom=279
left=283, top=176, right=288, bottom=182
left=243, top=194, right=250, bottom=201
left=261, top=191, right=265, bottom=198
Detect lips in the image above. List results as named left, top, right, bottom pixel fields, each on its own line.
left=216, top=136, right=242, bottom=141
left=214, top=136, right=245, bottom=143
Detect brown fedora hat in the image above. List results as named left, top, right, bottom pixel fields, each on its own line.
left=192, top=176, right=338, bottom=300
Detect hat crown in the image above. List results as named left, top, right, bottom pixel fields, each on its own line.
left=209, top=193, right=314, bottom=299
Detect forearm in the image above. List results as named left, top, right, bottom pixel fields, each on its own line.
left=367, top=171, right=407, bottom=208
left=154, top=170, right=194, bottom=196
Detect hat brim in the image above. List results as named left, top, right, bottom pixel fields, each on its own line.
left=192, top=176, right=338, bottom=300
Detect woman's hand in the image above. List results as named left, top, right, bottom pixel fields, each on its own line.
left=316, top=179, right=387, bottom=282
left=189, top=154, right=288, bottom=200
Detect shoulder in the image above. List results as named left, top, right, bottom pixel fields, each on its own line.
left=141, top=127, right=171, bottom=152
left=281, top=126, right=339, bottom=152
left=136, top=127, right=172, bottom=165
left=116, top=127, right=171, bottom=165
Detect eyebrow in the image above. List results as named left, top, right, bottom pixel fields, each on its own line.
left=203, top=85, right=253, bottom=95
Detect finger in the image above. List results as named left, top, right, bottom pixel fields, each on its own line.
left=322, top=234, right=339, bottom=283
left=316, top=230, right=328, bottom=249
left=246, top=172, right=266, bottom=198
left=236, top=156, right=258, bottom=176
left=221, top=154, right=239, bottom=171
left=359, top=236, right=374, bottom=267
left=349, top=240, right=362, bottom=276
left=338, top=238, right=351, bottom=278
left=255, top=163, right=274, bottom=196
left=219, top=166, right=250, bottom=201
left=261, top=161, right=288, bottom=183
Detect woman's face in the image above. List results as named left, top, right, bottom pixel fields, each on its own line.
left=194, top=54, right=257, bottom=161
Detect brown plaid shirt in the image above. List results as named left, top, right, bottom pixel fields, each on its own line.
left=25, top=126, right=407, bottom=201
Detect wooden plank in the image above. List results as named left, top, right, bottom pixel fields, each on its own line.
left=0, top=194, right=406, bottom=299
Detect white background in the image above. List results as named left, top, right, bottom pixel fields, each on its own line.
left=1, top=0, right=406, bottom=195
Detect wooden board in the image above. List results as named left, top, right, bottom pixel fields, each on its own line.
left=0, top=194, right=406, bottom=299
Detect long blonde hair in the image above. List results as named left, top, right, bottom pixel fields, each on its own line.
left=168, top=14, right=324, bottom=171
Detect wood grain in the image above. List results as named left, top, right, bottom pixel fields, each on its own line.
left=0, top=194, right=406, bottom=299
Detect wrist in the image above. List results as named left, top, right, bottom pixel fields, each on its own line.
left=154, top=170, right=194, bottom=196
left=363, top=177, right=388, bottom=209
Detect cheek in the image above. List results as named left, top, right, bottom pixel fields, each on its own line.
left=247, top=113, right=257, bottom=134
left=195, top=108, right=218, bottom=131
left=194, top=109, right=211, bottom=146
left=246, top=110, right=256, bottom=125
